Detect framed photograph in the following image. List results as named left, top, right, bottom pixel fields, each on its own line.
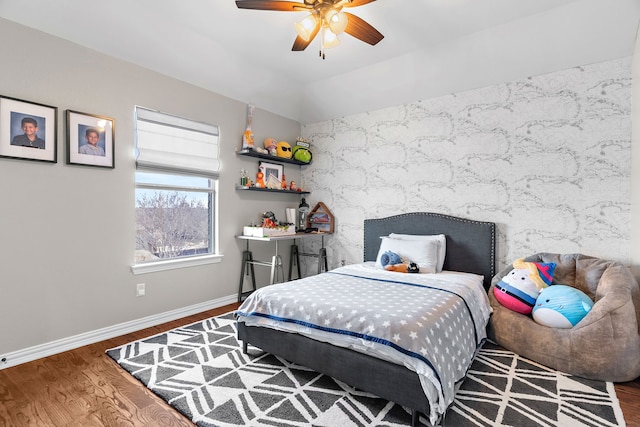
left=0, top=96, right=57, bottom=163
left=259, top=160, right=284, bottom=189
left=66, top=110, right=115, bottom=168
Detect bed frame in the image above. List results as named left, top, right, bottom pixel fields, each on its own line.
left=237, top=212, right=496, bottom=426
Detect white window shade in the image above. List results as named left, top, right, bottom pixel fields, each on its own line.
left=135, top=107, right=220, bottom=177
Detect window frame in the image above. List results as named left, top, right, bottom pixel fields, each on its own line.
left=131, top=107, right=222, bottom=274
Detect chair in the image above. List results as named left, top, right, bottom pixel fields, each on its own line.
left=487, top=253, right=640, bottom=382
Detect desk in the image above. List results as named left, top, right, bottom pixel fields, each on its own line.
left=236, top=232, right=328, bottom=302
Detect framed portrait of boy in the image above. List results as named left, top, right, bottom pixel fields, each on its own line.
left=0, top=95, right=57, bottom=163
left=66, top=110, right=115, bottom=168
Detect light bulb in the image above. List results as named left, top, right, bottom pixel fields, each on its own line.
left=322, top=26, right=340, bottom=49
left=295, top=14, right=318, bottom=41
left=326, top=9, right=348, bottom=34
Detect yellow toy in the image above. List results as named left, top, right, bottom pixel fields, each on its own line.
left=276, top=141, right=292, bottom=159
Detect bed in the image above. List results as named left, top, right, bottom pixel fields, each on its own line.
left=236, top=212, right=496, bottom=426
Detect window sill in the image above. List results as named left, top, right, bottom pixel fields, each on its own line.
left=131, top=254, right=223, bottom=275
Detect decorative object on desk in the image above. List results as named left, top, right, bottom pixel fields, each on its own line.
left=261, top=211, right=278, bottom=227
left=292, top=137, right=312, bottom=163
left=285, top=208, right=296, bottom=225
left=297, top=197, right=309, bottom=231
left=243, top=225, right=295, bottom=237
left=263, top=137, right=277, bottom=156
left=289, top=180, right=297, bottom=191
left=255, top=169, right=265, bottom=188
left=242, top=104, right=254, bottom=149
left=242, top=211, right=295, bottom=237
left=307, top=201, right=335, bottom=233
left=276, top=140, right=292, bottom=159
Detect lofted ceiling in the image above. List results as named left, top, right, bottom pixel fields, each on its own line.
left=0, top=0, right=639, bottom=123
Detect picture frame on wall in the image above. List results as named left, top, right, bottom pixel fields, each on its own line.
left=66, top=110, right=115, bottom=168
left=0, top=95, right=57, bottom=163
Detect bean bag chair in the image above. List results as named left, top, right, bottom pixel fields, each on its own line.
left=487, top=253, right=640, bottom=382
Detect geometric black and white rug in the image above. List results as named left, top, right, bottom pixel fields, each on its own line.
left=106, top=312, right=626, bottom=427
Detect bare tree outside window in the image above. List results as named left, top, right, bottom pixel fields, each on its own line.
left=135, top=190, right=210, bottom=262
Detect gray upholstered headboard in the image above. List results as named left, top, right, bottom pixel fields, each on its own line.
left=364, top=212, right=496, bottom=290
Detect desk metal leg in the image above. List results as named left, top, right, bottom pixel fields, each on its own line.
left=238, top=250, right=257, bottom=302
left=288, top=244, right=302, bottom=281
left=269, top=241, right=285, bottom=284
left=318, top=247, right=328, bottom=274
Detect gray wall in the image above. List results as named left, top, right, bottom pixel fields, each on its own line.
left=0, top=18, right=301, bottom=355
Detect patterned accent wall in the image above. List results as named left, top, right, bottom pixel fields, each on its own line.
left=301, top=57, right=632, bottom=273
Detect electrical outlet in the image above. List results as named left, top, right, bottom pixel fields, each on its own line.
left=341, top=259, right=346, bottom=266
left=136, top=283, right=146, bottom=297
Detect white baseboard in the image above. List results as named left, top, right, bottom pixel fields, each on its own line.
left=0, top=294, right=237, bottom=370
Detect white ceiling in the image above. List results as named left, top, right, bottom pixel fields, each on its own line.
left=1, top=0, right=638, bottom=123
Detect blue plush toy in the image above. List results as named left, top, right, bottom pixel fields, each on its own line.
left=380, top=251, right=402, bottom=268
left=532, top=285, right=594, bottom=328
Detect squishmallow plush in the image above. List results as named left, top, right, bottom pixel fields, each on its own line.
left=532, top=285, right=594, bottom=328
left=493, top=258, right=556, bottom=314
left=276, top=141, right=293, bottom=159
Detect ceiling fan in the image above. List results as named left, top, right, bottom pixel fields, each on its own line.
left=235, top=0, right=384, bottom=58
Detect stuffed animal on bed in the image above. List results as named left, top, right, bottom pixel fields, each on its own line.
left=385, top=262, right=420, bottom=273
left=380, top=251, right=402, bottom=268
left=380, top=250, right=419, bottom=273
left=493, top=258, right=556, bottom=314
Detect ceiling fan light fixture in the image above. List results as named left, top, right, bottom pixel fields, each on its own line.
left=326, top=9, right=348, bottom=35
left=294, top=14, right=318, bottom=41
left=321, top=26, right=340, bottom=49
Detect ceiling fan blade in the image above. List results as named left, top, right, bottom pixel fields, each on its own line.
left=344, top=12, right=383, bottom=45
left=292, top=21, right=320, bottom=51
left=235, top=1, right=310, bottom=12
left=343, top=0, right=377, bottom=7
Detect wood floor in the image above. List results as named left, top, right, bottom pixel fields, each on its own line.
left=1, top=302, right=639, bottom=427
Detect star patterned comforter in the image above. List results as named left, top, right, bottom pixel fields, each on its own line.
left=236, top=263, right=491, bottom=424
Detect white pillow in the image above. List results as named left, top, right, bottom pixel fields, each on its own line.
left=388, top=233, right=446, bottom=273
left=375, top=237, right=439, bottom=273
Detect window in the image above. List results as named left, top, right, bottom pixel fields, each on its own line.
left=132, top=107, right=221, bottom=273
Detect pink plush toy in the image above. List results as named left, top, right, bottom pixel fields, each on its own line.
left=493, top=258, right=556, bottom=314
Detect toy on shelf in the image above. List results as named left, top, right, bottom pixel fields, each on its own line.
left=292, top=137, right=312, bottom=163
left=255, top=169, right=265, bottom=188
left=240, top=169, right=249, bottom=186
left=289, top=181, right=297, bottom=191
left=276, top=141, right=292, bottom=159
left=242, top=104, right=254, bottom=149
left=281, top=173, right=287, bottom=189
left=264, top=137, right=278, bottom=156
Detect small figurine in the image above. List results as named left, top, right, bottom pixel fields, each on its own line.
left=281, top=173, right=287, bottom=189
left=289, top=181, right=297, bottom=191
left=264, top=138, right=278, bottom=156
left=240, top=169, right=248, bottom=186
left=255, top=170, right=265, bottom=188
left=242, top=104, right=254, bottom=149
